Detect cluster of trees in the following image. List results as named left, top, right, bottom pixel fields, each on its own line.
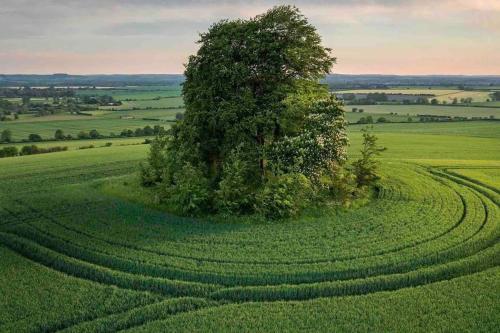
left=343, top=93, right=388, bottom=105
left=0, top=87, right=75, bottom=98
left=74, top=126, right=164, bottom=140
left=356, top=116, right=391, bottom=124
left=0, top=145, right=68, bottom=158
left=0, top=100, right=22, bottom=120
left=1, top=129, right=12, bottom=142
left=0, top=146, right=17, bottom=158
left=141, top=6, right=385, bottom=219
left=351, top=108, right=364, bottom=113
left=119, top=125, right=164, bottom=137
left=81, top=95, right=122, bottom=106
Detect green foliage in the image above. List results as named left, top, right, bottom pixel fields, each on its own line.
left=318, top=163, right=359, bottom=205
left=54, top=129, right=65, bottom=140
left=0, top=146, right=18, bottom=158
left=353, top=128, right=386, bottom=187
left=28, top=133, right=42, bottom=142
left=267, top=96, right=348, bottom=180
left=89, top=129, right=100, bottom=139
left=77, top=131, right=90, bottom=139
left=256, top=173, right=313, bottom=219
left=216, top=147, right=256, bottom=214
left=1, top=129, right=12, bottom=142
left=163, top=163, right=212, bottom=216
left=20, top=145, right=68, bottom=155
left=143, top=6, right=347, bottom=218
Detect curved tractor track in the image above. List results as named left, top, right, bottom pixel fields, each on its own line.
left=0, top=162, right=498, bottom=332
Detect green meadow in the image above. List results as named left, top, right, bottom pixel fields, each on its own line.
left=1, top=119, right=499, bottom=332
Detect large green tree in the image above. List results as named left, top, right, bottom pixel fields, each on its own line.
left=144, top=5, right=349, bottom=216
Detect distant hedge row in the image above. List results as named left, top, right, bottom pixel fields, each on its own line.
left=0, top=145, right=67, bottom=158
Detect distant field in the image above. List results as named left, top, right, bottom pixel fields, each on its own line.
left=434, top=90, right=492, bottom=103
left=14, top=113, right=92, bottom=122
left=450, top=168, right=500, bottom=189
left=99, top=96, right=184, bottom=110
left=345, top=112, right=409, bottom=123
left=336, top=88, right=494, bottom=103
left=3, top=97, right=54, bottom=105
left=346, top=104, right=500, bottom=118
left=76, top=87, right=182, bottom=100
left=349, top=120, right=500, bottom=139
left=0, top=117, right=171, bottom=141
left=472, top=101, right=500, bottom=107
left=0, top=137, right=146, bottom=151
left=93, top=108, right=182, bottom=120
left=336, top=88, right=461, bottom=95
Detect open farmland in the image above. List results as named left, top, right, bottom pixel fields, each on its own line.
left=75, top=86, right=182, bottom=100
left=0, top=117, right=172, bottom=141
left=1, top=1, right=499, bottom=330
left=1, top=120, right=499, bottom=332
left=98, top=96, right=184, bottom=110
left=336, top=88, right=493, bottom=103
left=346, top=104, right=500, bottom=118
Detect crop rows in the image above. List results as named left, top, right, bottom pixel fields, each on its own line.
left=0, top=162, right=498, bottom=331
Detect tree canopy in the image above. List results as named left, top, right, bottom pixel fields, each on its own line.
left=142, top=6, right=373, bottom=218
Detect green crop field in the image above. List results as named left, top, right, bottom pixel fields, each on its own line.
left=0, top=137, right=147, bottom=151
left=346, top=104, right=500, bottom=118
left=1, top=120, right=499, bottom=332
left=99, top=97, right=184, bottom=110
left=336, top=88, right=462, bottom=95
left=0, top=114, right=174, bottom=141
left=76, top=87, right=182, bottom=100
left=336, top=88, right=494, bottom=103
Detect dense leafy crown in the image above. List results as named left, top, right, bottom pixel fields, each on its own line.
left=143, top=6, right=350, bottom=217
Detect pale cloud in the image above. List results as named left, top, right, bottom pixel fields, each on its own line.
left=0, top=0, right=499, bottom=74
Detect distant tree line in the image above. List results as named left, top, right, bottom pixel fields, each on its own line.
left=80, top=95, right=121, bottom=106
left=0, top=145, right=68, bottom=158
left=0, top=86, right=76, bottom=98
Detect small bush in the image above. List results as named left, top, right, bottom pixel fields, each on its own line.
left=256, top=173, right=312, bottom=219
left=353, top=129, right=386, bottom=187
left=319, top=163, right=358, bottom=205
left=0, top=146, right=18, bottom=158
left=77, top=131, right=90, bottom=139
left=163, top=163, right=211, bottom=216
left=28, top=133, right=43, bottom=142
left=216, top=153, right=255, bottom=214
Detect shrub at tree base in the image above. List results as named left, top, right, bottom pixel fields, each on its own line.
left=141, top=6, right=383, bottom=219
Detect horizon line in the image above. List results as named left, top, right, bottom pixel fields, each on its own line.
left=2, top=73, right=500, bottom=77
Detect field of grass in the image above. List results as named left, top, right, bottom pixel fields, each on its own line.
left=336, top=88, right=494, bottom=103
left=0, top=116, right=172, bottom=141
left=76, top=86, right=182, bottom=100
left=336, top=88, right=461, bottom=95
left=346, top=104, right=500, bottom=118
left=0, top=119, right=498, bottom=332
left=99, top=97, right=184, bottom=110
left=0, top=137, right=147, bottom=151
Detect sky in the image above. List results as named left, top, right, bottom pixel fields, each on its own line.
left=0, top=0, right=499, bottom=75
